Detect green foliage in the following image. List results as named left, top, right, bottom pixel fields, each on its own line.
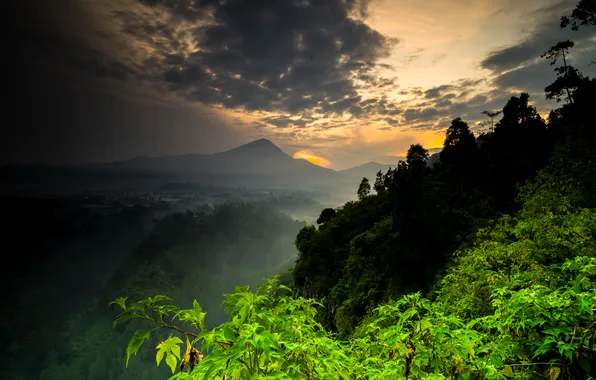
left=113, top=255, right=596, bottom=379
left=156, top=335, right=183, bottom=374
left=113, top=125, right=596, bottom=380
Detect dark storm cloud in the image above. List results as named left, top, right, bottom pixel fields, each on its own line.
left=481, top=0, right=595, bottom=73
left=112, top=0, right=398, bottom=117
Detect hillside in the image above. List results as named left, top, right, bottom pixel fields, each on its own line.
left=338, top=162, right=395, bottom=183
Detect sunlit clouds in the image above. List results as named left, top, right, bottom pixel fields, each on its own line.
left=5, top=0, right=595, bottom=167
left=293, top=151, right=332, bottom=168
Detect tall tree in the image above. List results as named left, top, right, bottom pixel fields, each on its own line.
left=541, top=40, right=583, bottom=104
left=440, top=118, right=478, bottom=170
left=373, top=170, right=385, bottom=194
left=357, top=177, right=371, bottom=200
left=481, top=110, right=502, bottom=133
left=406, top=144, right=429, bottom=173
left=496, top=93, right=543, bottom=132
left=443, top=117, right=476, bottom=148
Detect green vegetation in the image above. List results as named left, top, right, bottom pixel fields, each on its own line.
left=111, top=2, right=596, bottom=379
left=111, top=150, right=596, bottom=379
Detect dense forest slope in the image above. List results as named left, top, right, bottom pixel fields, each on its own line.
left=110, top=2, right=596, bottom=378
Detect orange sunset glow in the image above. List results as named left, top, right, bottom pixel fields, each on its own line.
left=293, top=151, right=332, bottom=168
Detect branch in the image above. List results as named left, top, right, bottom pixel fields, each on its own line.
left=133, top=312, right=198, bottom=338
left=506, top=362, right=558, bottom=367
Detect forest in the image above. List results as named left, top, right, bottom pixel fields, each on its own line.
left=108, top=2, right=596, bottom=379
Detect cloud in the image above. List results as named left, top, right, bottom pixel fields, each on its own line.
left=481, top=0, right=596, bottom=73
left=102, top=0, right=397, bottom=117
left=424, top=84, right=456, bottom=99
left=293, top=150, right=332, bottom=167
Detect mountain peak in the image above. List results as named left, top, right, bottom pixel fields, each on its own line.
left=243, top=138, right=277, bottom=148
left=221, top=138, right=289, bottom=159
left=253, top=138, right=274, bottom=144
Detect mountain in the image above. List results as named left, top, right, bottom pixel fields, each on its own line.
left=339, top=162, right=395, bottom=182
left=100, top=139, right=343, bottom=190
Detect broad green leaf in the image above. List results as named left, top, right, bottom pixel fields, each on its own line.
left=126, top=328, right=155, bottom=367
left=156, top=335, right=183, bottom=373
left=165, top=352, right=177, bottom=374
left=502, top=365, right=513, bottom=378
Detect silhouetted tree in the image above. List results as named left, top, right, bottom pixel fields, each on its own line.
left=561, top=0, right=596, bottom=30
left=496, top=93, right=543, bottom=132
left=440, top=118, right=478, bottom=170
left=406, top=144, right=429, bottom=176
left=541, top=40, right=582, bottom=104
left=481, top=110, right=502, bottom=133
left=316, top=208, right=336, bottom=225
left=373, top=170, right=385, bottom=194
left=443, top=117, right=476, bottom=148
left=357, top=177, right=371, bottom=200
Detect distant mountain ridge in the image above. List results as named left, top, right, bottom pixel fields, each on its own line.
left=104, top=138, right=333, bottom=175
left=338, top=162, right=395, bottom=181
left=97, top=139, right=342, bottom=190
left=0, top=139, right=404, bottom=195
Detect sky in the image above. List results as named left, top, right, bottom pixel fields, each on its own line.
left=4, top=0, right=595, bottom=170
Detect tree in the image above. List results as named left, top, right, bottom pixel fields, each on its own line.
left=357, top=177, right=371, bottom=199
left=373, top=170, right=385, bottom=194
left=496, top=93, right=543, bottom=132
left=541, top=40, right=582, bottom=104
left=440, top=118, right=478, bottom=169
left=443, top=117, right=476, bottom=148
left=481, top=110, right=502, bottom=133
left=405, top=144, right=429, bottom=175
left=560, top=0, right=596, bottom=30
left=316, top=208, right=336, bottom=225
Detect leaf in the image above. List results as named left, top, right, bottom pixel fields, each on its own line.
left=222, top=326, right=236, bottom=341
left=165, top=352, right=177, bottom=374
left=111, top=312, right=135, bottom=331
left=156, top=335, right=183, bottom=374
left=502, top=365, right=514, bottom=378
left=110, top=297, right=128, bottom=310
left=151, top=295, right=173, bottom=303
left=175, top=300, right=207, bottom=331
left=126, top=328, right=154, bottom=367
left=181, top=337, right=191, bottom=370
left=489, top=353, right=503, bottom=367
left=549, top=366, right=561, bottom=380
